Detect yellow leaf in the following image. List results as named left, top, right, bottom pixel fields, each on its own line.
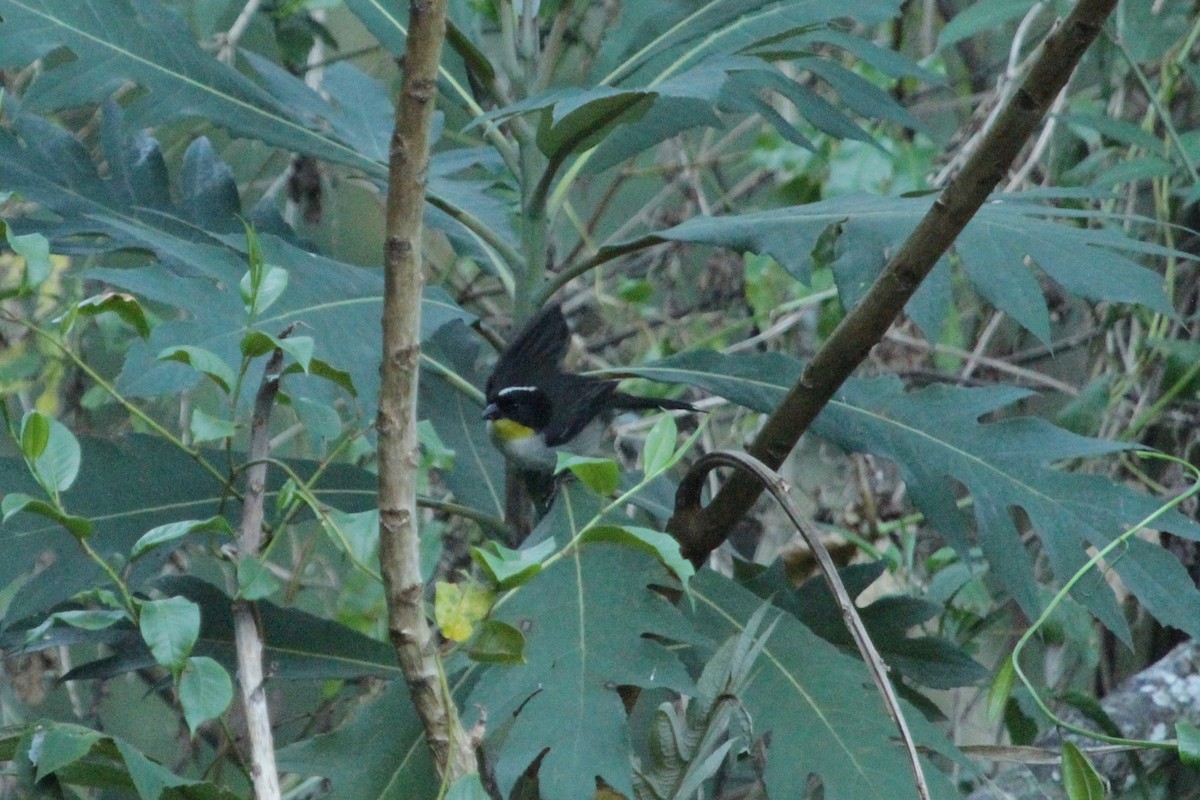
left=434, top=580, right=494, bottom=642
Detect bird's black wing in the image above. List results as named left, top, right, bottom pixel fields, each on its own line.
left=485, top=304, right=571, bottom=399
left=610, top=392, right=698, bottom=413
left=540, top=373, right=616, bottom=447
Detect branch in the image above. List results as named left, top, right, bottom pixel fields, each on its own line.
left=674, top=450, right=931, bottom=800
left=233, top=346, right=284, bottom=800
left=668, top=0, right=1120, bottom=565
left=377, top=0, right=477, bottom=782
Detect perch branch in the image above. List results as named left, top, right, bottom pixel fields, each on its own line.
left=668, top=0, right=1119, bottom=565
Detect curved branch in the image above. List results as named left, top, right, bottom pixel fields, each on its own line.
left=673, top=449, right=931, bottom=800
left=668, top=0, right=1120, bottom=564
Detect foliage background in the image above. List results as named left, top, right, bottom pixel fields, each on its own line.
left=2, top=0, right=1200, bottom=798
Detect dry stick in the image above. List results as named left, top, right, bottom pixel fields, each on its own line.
left=674, top=450, right=932, bottom=800
left=669, top=0, right=1120, bottom=565
left=233, top=347, right=284, bottom=800
left=377, top=0, right=477, bottom=783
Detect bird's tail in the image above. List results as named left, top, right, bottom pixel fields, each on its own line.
left=610, top=392, right=699, bottom=413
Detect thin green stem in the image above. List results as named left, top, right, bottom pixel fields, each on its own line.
left=14, top=316, right=232, bottom=492
left=78, top=537, right=138, bottom=619
left=1010, top=451, right=1200, bottom=749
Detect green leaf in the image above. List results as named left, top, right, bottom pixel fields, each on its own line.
left=937, top=0, right=1039, bottom=51
left=19, top=410, right=49, bottom=460
left=629, top=351, right=1200, bottom=646
left=240, top=263, right=289, bottom=315
left=641, top=414, right=677, bottom=476
left=556, top=453, right=620, bottom=495
left=1, top=492, right=93, bottom=538
left=1061, top=741, right=1107, bottom=800
left=3, top=227, right=51, bottom=290
left=1177, top=721, right=1200, bottom=768
left=33, top=724, right=103, bottom=782
left=466, top=544, right=695, bottom=800
left=614, top=193, right=1176, bottom=343
left=237, top=558, right=282, bottom=601
left=68, top=292, right=151, bottom=338
left=471, top=538, right=557, bottom=590
left=987, top=657, right=1017, bottom=722
left=445, top=773, right=491, bottom=800
left=29, top=413, right=82, bottom=493
left=0, top=435, right=376, bottom=628
left=158, top=346, right=235, bottom=394
left=468, top=619, right=526, bottom=664
left=25, top=609, right=127, bottom=644
left=579, top=525, right=695, bottom=591
left=178, top=656, right=233, bottom=736
left=0, top=0, right=378, bottom=175
left=277, top=681, right=438, bottom=798
left=139, top=596, right=200, bottom=671
left=189, top=408, right=237, bottom=444
left=689, top=570, right=962, bottom=799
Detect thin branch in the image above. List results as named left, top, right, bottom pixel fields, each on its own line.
left=673, top=450, right=932, bottom=800
left=669, top=0, right=1120, bottom=565
left=377, top=0, right=477, bottom=782
left=218, top=0, right=263, bottom=64
left=232, top=346, right=284, bottom=800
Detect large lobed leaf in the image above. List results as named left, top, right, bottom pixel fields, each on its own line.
left=0, top=103, right=473, bottom=415
left=626, top=350, right=1200, bottom=645
left=614, top=192, right=1175, bottom=343
left=689, top=569, right=963, bottom=799
left=465, top=543, right=697, bottom=800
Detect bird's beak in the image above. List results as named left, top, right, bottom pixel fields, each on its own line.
left=482, top=403, right=500, bottom=421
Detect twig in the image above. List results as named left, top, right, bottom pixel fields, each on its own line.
left=232, top=346, right=284, bottom=800
left=376, top=0, right=477, bottom=782
left=219, top=0, right=263, bottom=64
left=673, top=450, right=932, bottom=800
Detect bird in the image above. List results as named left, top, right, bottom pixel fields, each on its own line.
left=483, top=304, right=698, bottom=474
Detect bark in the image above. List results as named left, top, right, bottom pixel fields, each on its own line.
left=376, top=0, right=477, bottom=782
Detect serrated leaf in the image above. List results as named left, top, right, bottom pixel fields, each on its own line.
left=435, top=580, right=494, bottom=642
left=689, top=570, right=962, bottom=799
left=611, top=193, right=1175, bottom=343
left=556, top=453, right=620, bottom=496
left=627, top=351, right=1200, bottom=645
left=178, top=656, right=233, bottom=736
left=471, top=538, right=557, bottom=589
left=468, top=619, right=526, bottom=664
left=139, top=596, right=200, bottom=671
left=466, top=544, right=696, bottom=800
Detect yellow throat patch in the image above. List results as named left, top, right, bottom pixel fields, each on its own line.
left=489, top=417, right=535, bottom=443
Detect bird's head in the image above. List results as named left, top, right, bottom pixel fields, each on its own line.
left=483, top=385, right=554, bottom=443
